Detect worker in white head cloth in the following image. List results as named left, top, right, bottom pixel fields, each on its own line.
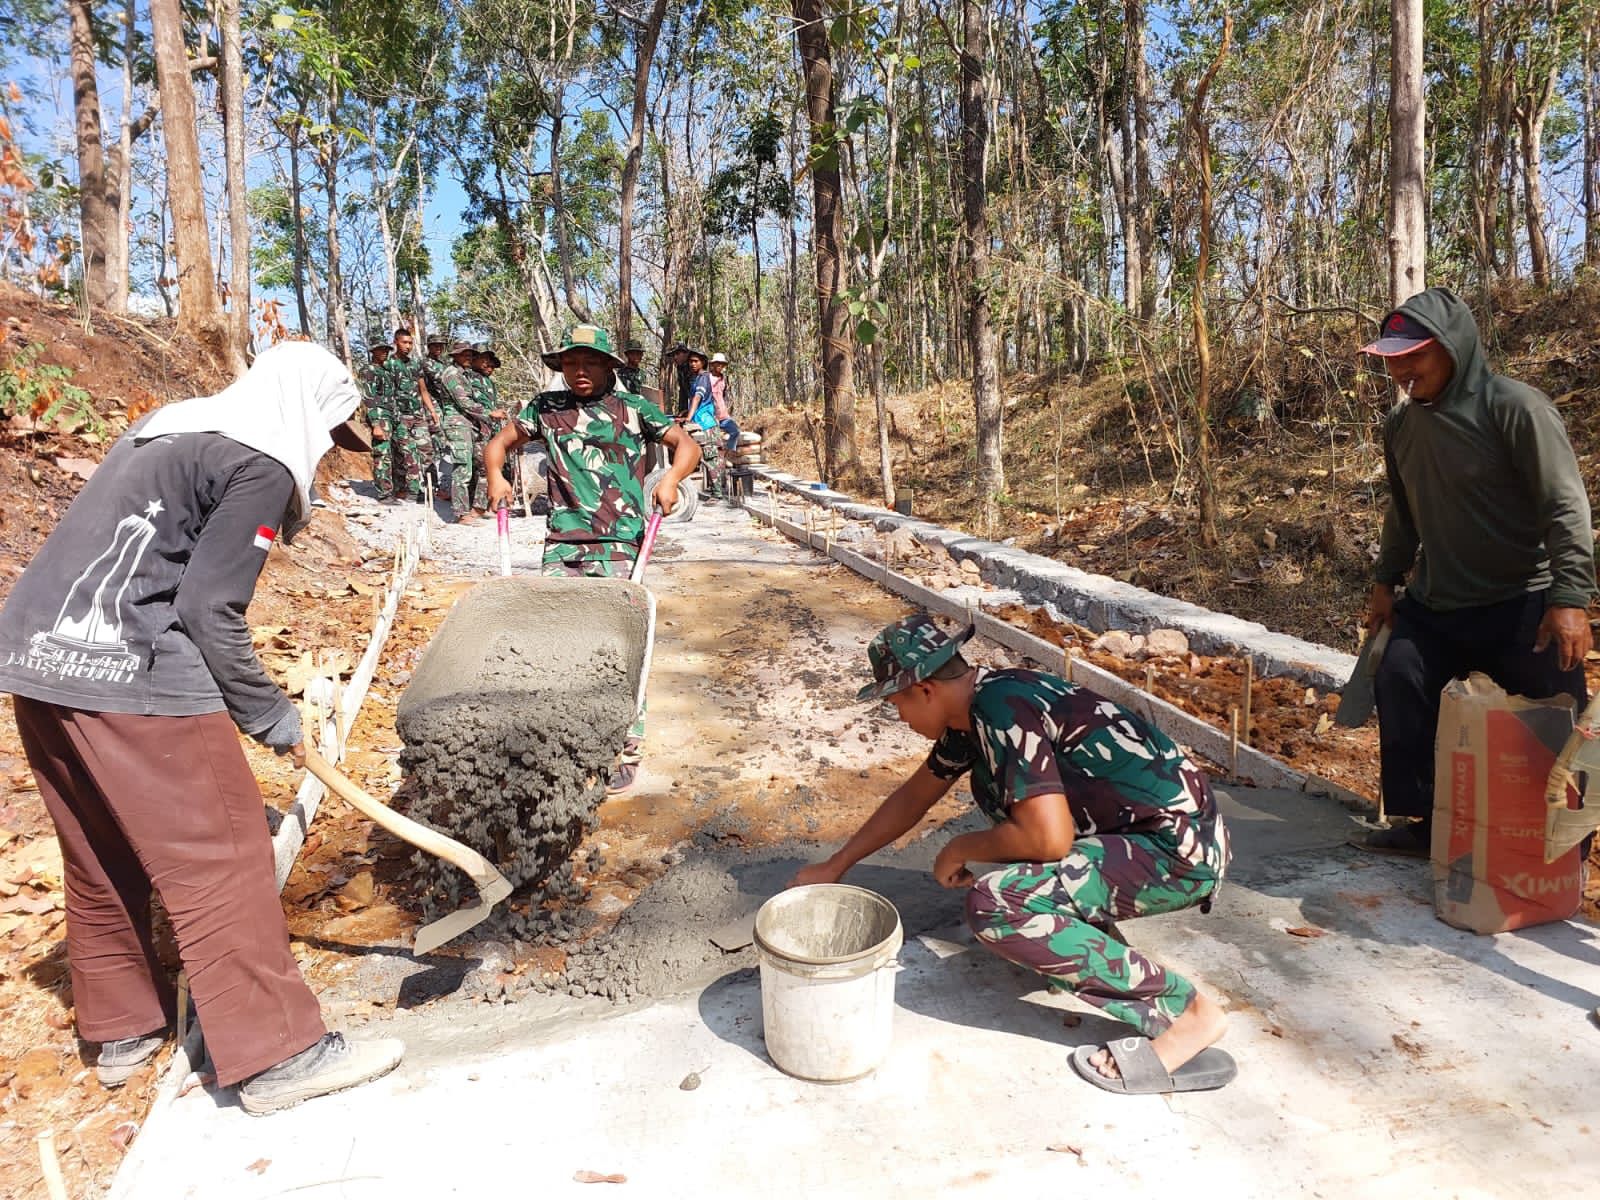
left=0, top=341, right=404, bottom=1114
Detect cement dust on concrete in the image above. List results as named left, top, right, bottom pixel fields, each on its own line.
left=110, top=485, right=1600, bottom=1198
left=111, top=777, right=1600, bottom=1200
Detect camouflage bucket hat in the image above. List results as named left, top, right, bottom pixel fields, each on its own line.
left=542, top=324, right=627, bottom=370
left=856, top=615, right=975, bottom=702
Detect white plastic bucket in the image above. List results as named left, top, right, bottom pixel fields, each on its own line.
left=753, top=884, right=903, bottom=1082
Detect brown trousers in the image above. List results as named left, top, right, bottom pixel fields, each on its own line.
left=13, top=699, right=325, bottom=1085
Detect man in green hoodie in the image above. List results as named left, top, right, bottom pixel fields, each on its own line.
left=1358, top=287, right=1595, bottom=856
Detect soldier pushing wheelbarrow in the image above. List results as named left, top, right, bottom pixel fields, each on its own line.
left=484, top=325, right=701, bottom=794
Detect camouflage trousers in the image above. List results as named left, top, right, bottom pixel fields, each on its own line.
left=440, top=414, right=488, bottom=519
left=395, top=414, right=433, bottom=502
left=368, top=409, right=398, bottom=500
left=965, top=833, right=1222, bottom=1037
left=540, top=546, right=645, bottom=762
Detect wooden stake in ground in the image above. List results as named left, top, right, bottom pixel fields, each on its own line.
left=1229, top=706, right=1240, bottom=776
left=36, top=1130, right=67, bottom=1200
left=1242, top=655, right=1254, bottom=747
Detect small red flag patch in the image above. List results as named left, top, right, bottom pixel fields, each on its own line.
left=253, top=525, right=276, bottom=552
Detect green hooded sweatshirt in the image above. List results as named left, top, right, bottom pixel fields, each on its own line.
left=1374, top=287, right=1594, bottom=611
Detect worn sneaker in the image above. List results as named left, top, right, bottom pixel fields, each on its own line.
left=605, top=762, right=639, bottom=796
left=238, top=1032, right=405, bottom=1116
left=97, top=1031, right=167, bottom=1088
left=1350, top=820, right=1431, bottom=858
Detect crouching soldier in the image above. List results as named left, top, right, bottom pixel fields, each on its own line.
left=793, top=615, right=1237, bottom=1095
left=483, top=325, right=701, bottom=792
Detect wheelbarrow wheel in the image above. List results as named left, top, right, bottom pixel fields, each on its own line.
left=644, top=468, right=697, bottom=524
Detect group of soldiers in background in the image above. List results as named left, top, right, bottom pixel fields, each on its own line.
left=357, top=329, right=508, bottom=525
left=356, top=327, right=741, bottom=517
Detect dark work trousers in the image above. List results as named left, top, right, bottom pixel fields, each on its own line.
left=12, top=699, right=326, bottom=1085
left=1373, top=589, right=1588, bottom=820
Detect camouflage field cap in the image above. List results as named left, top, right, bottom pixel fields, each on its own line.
left=449, top=341, right=476, bottom=357
left=542, top=324, right=627, bottom=370
left=856, top=615, right=975, bottom=702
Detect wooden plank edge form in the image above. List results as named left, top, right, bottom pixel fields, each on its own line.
left=748, top=492, right=1351, bottom=799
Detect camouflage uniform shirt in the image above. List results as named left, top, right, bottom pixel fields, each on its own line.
left=927, top=668, right=1226, bottom=868
left=357, top=363, right=390, bottom=420
left=385, top=354, right=425, bottom=416
left=513, top=385, right=674, bottom=562
left=435, top=363, right=490, bottom=424
left=421, top=354, right=449, bottom=405
left=469, top=371, right=500, bottom=425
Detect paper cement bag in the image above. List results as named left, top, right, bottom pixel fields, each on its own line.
left=1432, top=673, right=1584, bottom=934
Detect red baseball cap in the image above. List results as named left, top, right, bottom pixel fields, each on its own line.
left=1360, top=312, right=1437, bottom=357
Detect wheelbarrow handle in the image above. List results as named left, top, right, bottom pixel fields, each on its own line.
left=630, top=510, right=664, bottom=585
left=497, top=503, right=512, bottom=577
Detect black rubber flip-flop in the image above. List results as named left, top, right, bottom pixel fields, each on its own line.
left=1070, top=1037, right=1237, bottom=1095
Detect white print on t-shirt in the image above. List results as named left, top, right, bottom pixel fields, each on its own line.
left=6, top=499, right=163, bottom=686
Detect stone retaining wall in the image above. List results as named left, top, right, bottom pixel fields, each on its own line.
left=752, top=469, right=1355, bottom=692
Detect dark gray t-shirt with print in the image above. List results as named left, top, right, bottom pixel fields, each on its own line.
left=0, top=428, right=296, bottom=737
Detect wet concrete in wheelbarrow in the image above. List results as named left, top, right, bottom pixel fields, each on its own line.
left=281, top=497, right=972, bottom=1017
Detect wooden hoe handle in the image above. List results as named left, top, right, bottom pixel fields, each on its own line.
left=303, top=747, right=512, bottom=901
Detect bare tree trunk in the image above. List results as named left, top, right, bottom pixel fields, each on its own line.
left=286, top=116, right=312, bottom=334
left=108, top=0, right=136, bottom=313
left=370, top=114, right=402, bottom=336
left=155, top=175, right=174, bottom=317
left=1187, top=14, right=1231, bottom=550
left=617, top=0, right=669, bottom=348
left=375, top=188, right=401, bottom=335
left=962, top=0, right=1002, bottom=530
left=1515, top=17, right=1559, bottom=290
left=149, top=0, right=236, bottom=368
left=1127, top=0, right=1156, bottom=320
left=220, top=0, right=249, bottom=355
left=1585, top=20, right=1600, bottom=269
left=548, top=93, right=592, bottom=323
left=68, top=0, right=113, bottom=309
left=794, top=0, right=857, bottom=483
left=322, top=76, right=347, bottom=359
left=783, top=103, right=800, bottom=408
left=412, top=153, right=428, bottom=333
left=1114, top=15, right=1140, bottom=316
left=1388, top=0, right=1426, bottom=305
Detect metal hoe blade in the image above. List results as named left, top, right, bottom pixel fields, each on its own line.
left=305, top=749, right=514, bottom=954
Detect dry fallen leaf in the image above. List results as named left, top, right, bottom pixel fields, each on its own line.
left=0, top=893, right=56, bottom=915
left=1314, top=713, right=1333, bottom=735
left=54, top=456, right=98, bottom=481
left=246, top=1158, right=270, bottom=1175
left=1285, top=926, right=1326, bottom=939
left=108, top=1121, right=139, bottom=1150
left=1046, top=1144, right=1087, bottom=1165
left=574, top=1170, right=627, bottom=1185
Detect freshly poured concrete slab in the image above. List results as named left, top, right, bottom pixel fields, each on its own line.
left=111, top=780, right=1599, bottom=1200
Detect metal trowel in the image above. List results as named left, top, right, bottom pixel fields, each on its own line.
left=1334, top=626, right=1390, bottom=727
